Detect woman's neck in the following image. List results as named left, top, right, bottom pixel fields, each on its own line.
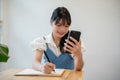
left=52, top=33, right=61, bottom=47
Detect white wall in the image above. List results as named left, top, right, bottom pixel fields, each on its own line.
left=0, top=0, right=120, bottom=80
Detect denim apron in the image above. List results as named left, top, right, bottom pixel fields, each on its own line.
left=43, top=37, right=74, bottom=69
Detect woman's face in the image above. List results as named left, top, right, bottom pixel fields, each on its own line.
left=51, top=19, right=69, bottom=39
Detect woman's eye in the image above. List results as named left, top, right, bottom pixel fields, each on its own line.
left=56, top=24, right=61, bottom=27
left=65, top=26, right=69, bottom=27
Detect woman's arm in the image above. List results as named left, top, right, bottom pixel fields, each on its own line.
left=73, top=51, right=84, bottom=71
left=32, top=49, right=44, bottom=71
left=32, top=49, right=55, bottom=73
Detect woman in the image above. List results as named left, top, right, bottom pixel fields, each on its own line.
left=31, top=7, right=84, bottom=74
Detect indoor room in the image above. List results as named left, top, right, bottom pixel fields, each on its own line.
left=0, top=0, right=120, bottom=80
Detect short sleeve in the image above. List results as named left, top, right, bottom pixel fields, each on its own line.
left=30, top=37, right=46, bottom=51
left=81, top=40, right=86, bottom=52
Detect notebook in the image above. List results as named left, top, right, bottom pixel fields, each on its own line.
left=15, top=68, right=65, bottom=77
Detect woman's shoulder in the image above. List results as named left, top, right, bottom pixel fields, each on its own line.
left=32, top=36, right=45, bottom=43
left=30, top=33, right=52, bottom=50
left=30, top=36, right=47, bottom=51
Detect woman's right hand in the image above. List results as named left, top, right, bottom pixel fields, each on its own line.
left=42, top=62, right=55, bottom=74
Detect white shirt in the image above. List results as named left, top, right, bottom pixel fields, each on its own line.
left=31, top=33, right=85, bottom=57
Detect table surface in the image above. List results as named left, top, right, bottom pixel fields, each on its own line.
left=0, top=68, right=83, bottom=80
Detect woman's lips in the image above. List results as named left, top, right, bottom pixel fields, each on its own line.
left=58, top=31, right=65, bottom=36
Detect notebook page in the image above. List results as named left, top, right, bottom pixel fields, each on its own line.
left=15, top=68, right=64, bottom=77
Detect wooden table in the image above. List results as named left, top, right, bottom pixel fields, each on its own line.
left=0, top=68, right=83, bottom=80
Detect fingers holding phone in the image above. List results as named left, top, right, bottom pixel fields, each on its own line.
left=63, top=30, right=81, bottom=54
left=64, top=37, right=81, bottom=55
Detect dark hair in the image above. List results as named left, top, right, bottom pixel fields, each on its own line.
left=51, top=7, right=71, bottom=53
left=50, top=7, right=71, bottom=26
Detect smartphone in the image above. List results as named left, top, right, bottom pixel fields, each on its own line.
left=60, top=30, right=81, bottom=53
left=67, top=30, right=81, bottom=43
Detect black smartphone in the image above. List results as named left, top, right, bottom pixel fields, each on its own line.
left=60, top=30, right=81, bottom=53
left=67, top=30, right=81, bottom=43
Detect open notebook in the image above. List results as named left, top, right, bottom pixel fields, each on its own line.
left=15, top=68, right=65, bottom=77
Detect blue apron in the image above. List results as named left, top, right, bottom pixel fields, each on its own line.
left=43, top=42, right=74, bottom=69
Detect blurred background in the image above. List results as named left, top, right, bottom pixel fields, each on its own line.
left=0, top=0, right=120, bottom=80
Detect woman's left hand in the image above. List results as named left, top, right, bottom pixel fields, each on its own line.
left=64, top=37, right=82, bottom=57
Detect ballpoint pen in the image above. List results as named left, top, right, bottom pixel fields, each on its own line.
left=44, top=51, right=55, bottom=72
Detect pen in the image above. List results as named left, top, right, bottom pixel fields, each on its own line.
left=44, top=51, right=55, bottom=72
